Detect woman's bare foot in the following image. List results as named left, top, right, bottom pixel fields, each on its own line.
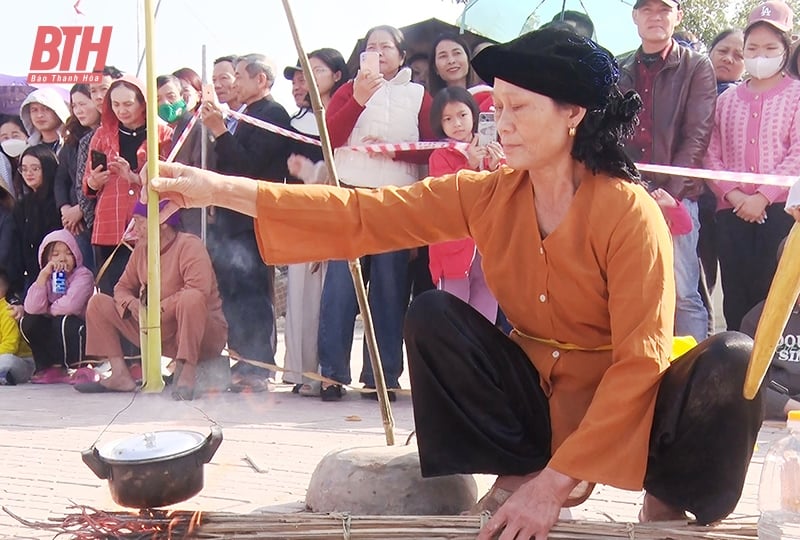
left=639, top=492, right=688, bottom=522
left=99, top=373, right=138, bottom=392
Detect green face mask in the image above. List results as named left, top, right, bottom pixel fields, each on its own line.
left=157, top=99, right=187, bottom=123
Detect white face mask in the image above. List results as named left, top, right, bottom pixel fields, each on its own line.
left=744, top=54, right=785, bottom=80
left=0, top=139, right=27, bottom=158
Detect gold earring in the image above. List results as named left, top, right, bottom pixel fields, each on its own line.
left=568, top=126, right=577, bottom=137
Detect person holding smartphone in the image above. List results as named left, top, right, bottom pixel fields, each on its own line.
left=83, top=76, right=173, bottom=294
left=319, top=25, right=435, bottom=402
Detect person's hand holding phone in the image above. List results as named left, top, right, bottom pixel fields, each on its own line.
left=485, top=141, right=505, bottom=171
left=200, top=99, right=227, bottom=137
left=87, top=164, right=110, bottom=191
left=108, top=156, right=139, bottom=185
left=466, top=136, right=488, bottom=170
left=353, top=52, right=383, bottom=106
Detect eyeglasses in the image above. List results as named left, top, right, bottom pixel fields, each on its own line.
left=18, top=165, right=41, bottom=174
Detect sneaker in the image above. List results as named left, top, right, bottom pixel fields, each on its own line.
left=320, top=384, right=344, bottom=401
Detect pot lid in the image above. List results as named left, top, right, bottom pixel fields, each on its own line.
left=98, top=430, right=206, bottom=463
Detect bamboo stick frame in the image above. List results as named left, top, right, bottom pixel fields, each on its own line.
left=141, top=0, right=164, bottom=392
left=280, top=0, right=395, bottom=444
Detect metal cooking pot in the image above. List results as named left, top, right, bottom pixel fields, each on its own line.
left=82, top=426, right=222, bottom=508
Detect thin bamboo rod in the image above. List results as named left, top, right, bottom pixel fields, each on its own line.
left=141, top=0, right=164, bottom=393
left=280, top=0, right=395, bottom=445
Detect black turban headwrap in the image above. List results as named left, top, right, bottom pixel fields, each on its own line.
left=471, top=27, right=621, bottom=112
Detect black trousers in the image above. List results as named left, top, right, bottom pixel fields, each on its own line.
left=405, top=291, right=764, bottom=525
left=20, top=314, right=85, bottom=371
left=716, top=204, right=794, bottom=331
left=209, top=231, right=275, bottom=376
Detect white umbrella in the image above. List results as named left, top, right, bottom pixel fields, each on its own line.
left=458, top=0, right=640, bottom=55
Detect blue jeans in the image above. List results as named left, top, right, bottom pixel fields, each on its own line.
left=673, top=200, right=708, bottom=342
left=318, top=250, right=409, bottom=388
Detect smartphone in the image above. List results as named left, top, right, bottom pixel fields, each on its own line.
left=477, top=112, right=497, bottom=147
left=90, top=150, right=107, bottom=171
left=360, top=51, right=380, bottom=75
left=202, top=82, right=216, bottom=105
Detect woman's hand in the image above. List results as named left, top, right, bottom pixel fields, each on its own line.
left=361, top=136, right=395, bottom=159
left=485, top=141, right=505, bottom=171
left=466, top=136, right=488, bottom=170
left=287, top=154, right=314, bottom=179
left=352, top=69, right=383, bottom=107
left=108, top=156, right=139, bottom=185
left=478, top=468, right=577, bottom=540
left=87, top=165, right=110, bottom=191
left=61, top=204, right=84, bottom=234
left=734, top=193, right=769, bottom=224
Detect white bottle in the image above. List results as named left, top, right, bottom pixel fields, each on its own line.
left=759, top=410, right=800, bottom=539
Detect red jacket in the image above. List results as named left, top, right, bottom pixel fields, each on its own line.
left=427, top=147, right=477, bottom=281
left=83, top=75, right=173, bottom=246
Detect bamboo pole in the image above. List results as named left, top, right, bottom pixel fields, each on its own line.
left=200, top=44, right=209, bottom=244
left=744, top=222, right=800, bottom=399
left=280, top=0, right=395, bottom=445
left=141, top=0, right=164, bottom=392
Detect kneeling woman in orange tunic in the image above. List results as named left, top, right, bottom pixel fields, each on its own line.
left=148, top=28, right=763, bottom=539
left=76, top=201, right=228, bottom=400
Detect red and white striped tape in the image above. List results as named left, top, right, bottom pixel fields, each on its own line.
left=226, top=108, right=321, bottom=146
left=635, top=162, right=797, bottom=188
left=225, top=108, right=469, bottom=154
left=165, top=109, right=201, bottom=163
left=341, top=141, right=469, bottom=153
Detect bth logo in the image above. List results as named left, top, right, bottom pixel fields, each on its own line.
left=28, top=26, right=112, bottom=84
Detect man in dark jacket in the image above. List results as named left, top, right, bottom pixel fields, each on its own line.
left=201, top=53, right=291, bottom=388
left=618, top=0, right=716, bottom=344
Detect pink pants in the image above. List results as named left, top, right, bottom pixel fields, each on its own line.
left=438, top=252, right=498, bottom=323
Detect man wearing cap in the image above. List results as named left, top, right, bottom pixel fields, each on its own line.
left=618, top=0, right=717, bottom=344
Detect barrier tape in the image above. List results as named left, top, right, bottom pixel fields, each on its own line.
left=165, top=109, right=201, bottom=163
left=218, top=108, right=800, bottom=189
left=635, top=162, right=798, bottom=188
left=225, top=107, right=467, bottom=153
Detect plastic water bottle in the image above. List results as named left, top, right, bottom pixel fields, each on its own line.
left=759, top=410, right=800, bottom=539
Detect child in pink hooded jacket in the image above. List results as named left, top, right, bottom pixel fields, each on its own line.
left=20, top=229, right=94, bottom=382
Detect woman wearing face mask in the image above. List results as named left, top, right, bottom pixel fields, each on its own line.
left=704, top=0, right=800, bottom=332
left=55, top=84, right=101, bottom=274
left=14, top=145, right=61, bottom=291
left=83, top=76, right=173, bottom=295
left=0, top=115, right=30, bottom=199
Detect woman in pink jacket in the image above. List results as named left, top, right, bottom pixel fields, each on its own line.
left=20, top=229, right=94, bottom=382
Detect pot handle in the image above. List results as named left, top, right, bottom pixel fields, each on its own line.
left=81, top=447, right=110, bottom=479
left=202, top=425, right=223, bottom=464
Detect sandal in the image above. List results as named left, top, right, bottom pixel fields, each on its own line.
left=462, top=485, right=513, bottom=515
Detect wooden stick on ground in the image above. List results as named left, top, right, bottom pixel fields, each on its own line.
left=279, top=0, right=395, bottom=445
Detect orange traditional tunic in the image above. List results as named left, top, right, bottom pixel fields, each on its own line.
left=253, top=164, right=675, bottom=491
